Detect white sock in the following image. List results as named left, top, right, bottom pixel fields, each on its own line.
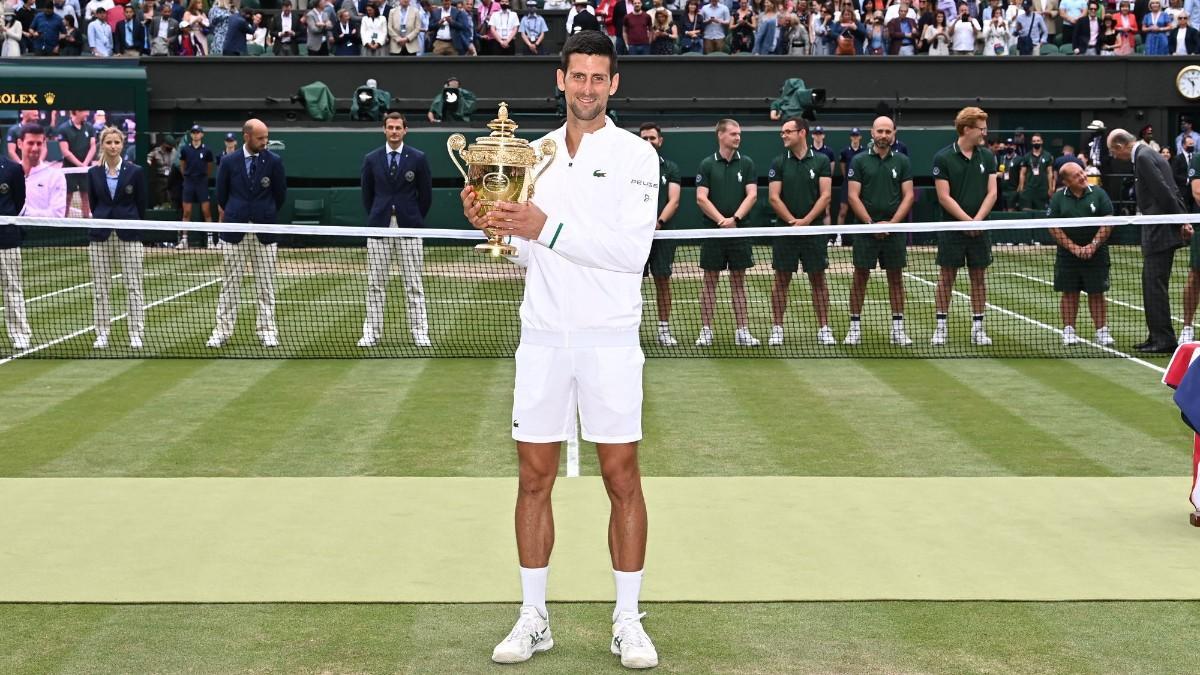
left=658, top=321, right=669, bottom=331
left=520, top=566, right=549, bottom=616
left=936, top=317, right=947, bottom=330
left=892, top=318, right=904, bottom=332
left=613, top=569, right=643, bottom=620
left=773, top=324, right=783, bottom=331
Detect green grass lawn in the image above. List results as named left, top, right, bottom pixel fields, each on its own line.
left=1, top=233, right=1194, bottom=672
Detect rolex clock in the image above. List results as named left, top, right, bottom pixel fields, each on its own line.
left=1178, top=65, right=1200, bottom=100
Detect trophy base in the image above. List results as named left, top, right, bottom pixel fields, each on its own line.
left=475, top=241, right=518, bottom=258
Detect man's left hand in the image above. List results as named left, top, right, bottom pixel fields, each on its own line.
left=487, top=200, right=548, bottom=241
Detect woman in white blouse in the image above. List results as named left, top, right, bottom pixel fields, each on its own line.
left=981, top=10, right=1011, bottom=54
left=1, top=14, right=23, bottom=57
left=360, top=2, right=388, bottom=55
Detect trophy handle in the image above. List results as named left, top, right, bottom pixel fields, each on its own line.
left=447, top=134, right=469, bottom=182
left=528, top=138, right=558, bottom=197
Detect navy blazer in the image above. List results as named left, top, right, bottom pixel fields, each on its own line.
left=361, top=145, right=433, bottom=229
left=87, top=162, right=149, bottom=243
left=427, top=7, right=472, bottom=54
left=0, top=157, right=26, bottom=250
left=216, top=149, right=288, bottom=245
left=223, top=14, right=255, bottom=55
left=115, top=19, right=147, bottom=54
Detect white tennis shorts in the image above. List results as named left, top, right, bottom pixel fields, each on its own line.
left=512, top=342, right=645, bottom=444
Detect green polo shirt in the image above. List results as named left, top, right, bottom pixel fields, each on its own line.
left=768, top=147, right=830, bottom=223
left=932, top=142, right=997, bottom=219
left=696, top=150, right=757, bottom=227
left=847, top=149, right=912, bottom=222
left=1048, top=184, right=1114, bottom=258
left=657, top=154, right=681, bottom=226
left=1019, top=151, right=1053, bottom=192
left=56, top=121, right=94, bottom=168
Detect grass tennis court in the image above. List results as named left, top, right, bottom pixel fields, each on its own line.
left=3, top=232, right=1198, bottom=673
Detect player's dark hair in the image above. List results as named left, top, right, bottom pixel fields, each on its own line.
left=18, top=124, right=45, bottom=140
left=560, top=31, right=618, bottom=76
left=783, top=117, right=808, bottom=134
left=385, top=112, right=407, bottom=128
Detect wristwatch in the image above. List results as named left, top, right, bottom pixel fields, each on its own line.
left=732, top=215, right=742, bottom=225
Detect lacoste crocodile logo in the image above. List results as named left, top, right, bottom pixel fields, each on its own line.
left=593, top=170, right=607, bottom=178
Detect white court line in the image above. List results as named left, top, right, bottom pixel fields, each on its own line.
left=1003, top=272, right=1187, bottom=325
left=903, top=272, right=1166, bottom=374
left=0, top=278, right=221, bottom=367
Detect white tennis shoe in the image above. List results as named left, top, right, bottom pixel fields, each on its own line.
left=12, top=335, right=30, bottom=351
left=734, top=328, right=760, bottom=347
left=930, top=325, right=947, bottom=346
left=1062, top=326, right=1080, bottom=346
left=206, top=333, right=227, bottom=348
left=658, top=328, right=678, bottom=347
left=817, top=325, right=836, bottom=345
left=92, top=332, right=108, bottom=349
left=1182, top=325, right=1195, bottom=343
left=357, top=334, right=376, bottom=348
left=843, top=324, right=860, bottom=346
left=612, top=611, right=658, bottom=669
left=768, top=325, right=784, bottom=347
left=129, top=336, right=143, bottom=350
left=413, top=331, right=432, bottom=348
left=261, top=333, right=279, bottom=348
left=1095, top=327, right=1115, bottom=346
left=491, top=605, right=553, bottom=664
left=890, top=327, right=913, bottom=346
left=695, top=326, right=713, bottom=347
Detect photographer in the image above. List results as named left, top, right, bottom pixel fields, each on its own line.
left=427, top=77, right=476, bottom=124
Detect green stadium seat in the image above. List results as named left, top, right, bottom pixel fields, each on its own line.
left=1059, top=43, right=1075, bottom=54
left=1039, top=43, right=1059, bottom=55
left=292, top=199, right=326, bottom=226
left=247, top=43, right=265, bottom=56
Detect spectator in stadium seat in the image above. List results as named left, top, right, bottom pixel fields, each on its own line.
left=115, top=4, right=144, bottom=55
left=1047, top=162, right=1116, bottom=347
left=181, top=0, right=210, bottom=53
left=623, top=0, right=653, bottom=52
left=981, top=7, right=1011, bottom=53
left=932, top=107, right=997, bottom=347
left=427, top=0, right=469, bottom=54
left=357, top=112, right=432, bottom=349
left=0, top=149, right=29, bottom=352
left=1099, top=14, right=1118, bottom=53
left=1070, top=1, right=1100, bottom=52
left=89, top=6, right=116, bottom=55
left=1167, top=11, right=1200, bottom=51
left=923, top=9, right=951, bottom=52
left=1017, top=133, right=1054, bottom=211
left=1109, top=128, right=1186, bottom=352
left=516, top=0, right=547, bottom=53
left=1140, top=125, right=1161, bottom=153
left=677, top=0, right=703, bottom=50
left=948, top=2, right=979, bottom=52
left=31, top=2, right=65, bottom=55
left=649, top=6, right=679, bottom=53
left=695, top=118, right=760, bottom=348
left=305, top=0, right=333, bottom=54
left=14, top=0, right=37, bottom=54
left=331, top=8, right=361, bottom=53
left=1112, top=0, right=1137, bottom=54
left=52, top=0, right=79, bottom=23
left=699, top=0, right=731, bottom=51
left=1011, top=0, right=1047, bottom=53
left=53, top=13, right=78, bottom=54
left=767, top=117, right=834, bottom=348
left=148, top=3, right=179, bottom=55
left=638, top=123, right=683, bottom=347
left=208, top=119, right=287, bottom=350
left=729, top=0, right=755, bottom=51
left=358, top=2, right=386, bottom=53
left=811, top=3, right=834, bottom=54
left=845, top=115, right=914, bottom=347
left=1177, top=118, right=1200, bottom=154
left=1058, top=0, right=1085, bottom=43
left=222, top=8, right=256, bottom=55
left=888, top=3, right=919, bottom=53
left=2, top=14, right=23, bottom=58
left=19, top=125, right=67, bottom=220
left=86, top=127, right=147, bottom=351
left=1142, top=0, right=1171, bottom=54
left=269, top=1, right=300, bottom=55
left=1054, top=144, right=1086, bottom=172
left=389, top=0, right=422, bottom=53
left=753, top=0, right=778, bottom=53
left=488, top=0, right=520, bottom=53
left=566, top=0, right=600, bottom=35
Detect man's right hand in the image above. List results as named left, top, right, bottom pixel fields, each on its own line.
left=461, top=186, right=488, bottom=230
left=717, top=216, right=736, bottom=228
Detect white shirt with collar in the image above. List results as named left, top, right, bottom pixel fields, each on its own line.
left=503, top=117, right=659, bottom=342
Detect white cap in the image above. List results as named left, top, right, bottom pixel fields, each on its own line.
left=1086, top=119, right=1106, bottom=131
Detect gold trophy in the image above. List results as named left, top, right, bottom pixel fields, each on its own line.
left=448, top=103, right=557, bottom=257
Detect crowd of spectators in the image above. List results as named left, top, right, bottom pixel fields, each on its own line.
left=2, top=0, right=1198, bottom=55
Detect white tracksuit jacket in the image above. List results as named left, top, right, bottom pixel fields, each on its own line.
left=505, top=117, right=659, bottom=348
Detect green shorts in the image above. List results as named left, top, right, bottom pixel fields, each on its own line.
left=936, top=231, right=993, bottom=269
left=647, top=240, right=677, bottom=278
left=1054, top=259, right=1110, bottom=294
left=772, top=235, right=828, bottom=274
left=852, top=233, right=906, bottom=270
left=700, top=238, right=754, bottom=272
left=1019, top=190, right=1050, bottom=212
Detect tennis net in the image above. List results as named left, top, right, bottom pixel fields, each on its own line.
left=1, top=214, right=1193, bottom=360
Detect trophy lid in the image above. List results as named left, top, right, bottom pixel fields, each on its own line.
left=471, top=103, right=530, bottom=151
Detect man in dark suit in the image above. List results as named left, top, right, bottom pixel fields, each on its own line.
left=148, top=4, right=180, bottom=56
left=208, top=118, right=288, bottom=350
left=358, top=112, right=433, bottom=349
left=1070, top=2, right=1102, bottom=53
left=1168, top=12, right=1200, bottom=54
left=428, top=0, right=472, bottom=54
left=0, top=154, right=29, bottom=352
left=222, top=9, right=257, bottom=56
left=332, top=8, right=362, bottom=55
left=1108, top=128, right=1187, bottom=353
left=115, top=5, right=147, bottom=56
left=269, top=0, right=302, bottom=55
left=1173, top=136, right=1196, bottom=195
